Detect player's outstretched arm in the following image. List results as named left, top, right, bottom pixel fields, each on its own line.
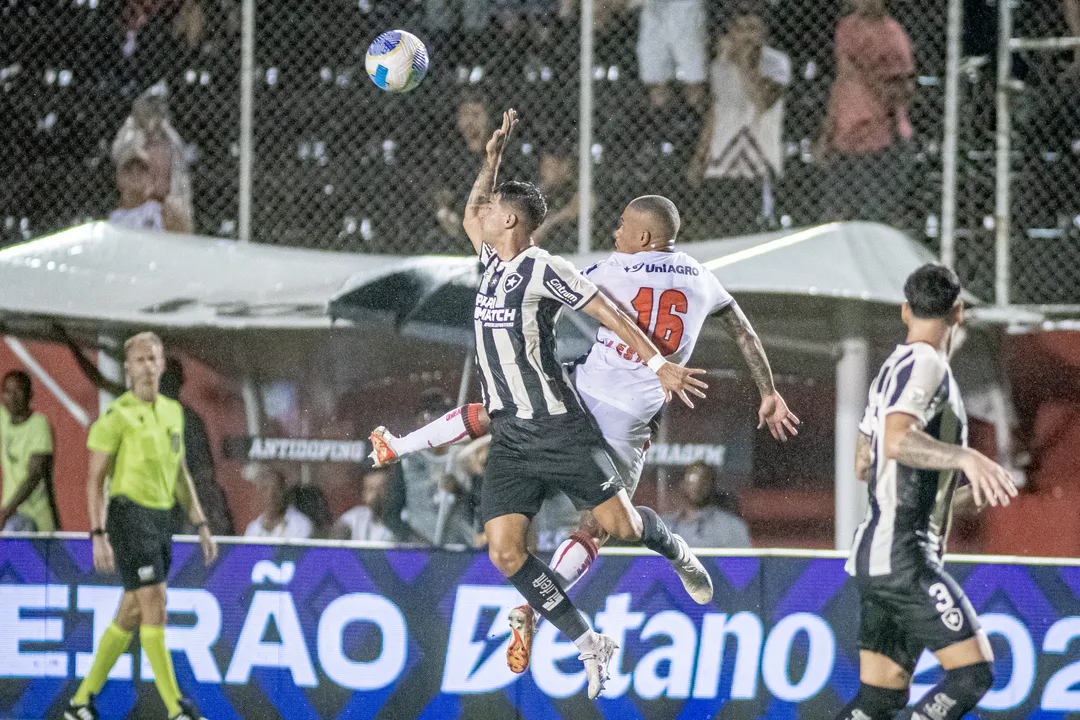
left=462, top=109, right=518, bottom=253
left=581, top=293, right=708, bottom=407
left=715, top=302, right=800, bottom=440
left=884, top=413, right=1019, bottom=508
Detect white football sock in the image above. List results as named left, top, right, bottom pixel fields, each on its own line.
left=391, top=403, right=485, bottom=456
left=573, top=628, right=599, bottom=651
left=551, top=532, right=599, bottom=590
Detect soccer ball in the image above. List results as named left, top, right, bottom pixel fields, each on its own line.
left=365, top=30, right=429, bottom=93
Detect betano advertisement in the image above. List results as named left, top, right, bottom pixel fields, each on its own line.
left=1, top=538, right=1079, bottom=719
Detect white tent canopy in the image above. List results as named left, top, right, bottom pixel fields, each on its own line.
left=0, top=221, right=987, bottom=549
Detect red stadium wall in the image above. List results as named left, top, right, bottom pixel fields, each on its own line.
left=981, top=331, right=1080, bottom=557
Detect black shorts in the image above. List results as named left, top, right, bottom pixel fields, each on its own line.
left=106, top=496, right=175, bottom=591
left=480, top=411, right=622, bottom=525
left=856, top=560, right=980, bottom=673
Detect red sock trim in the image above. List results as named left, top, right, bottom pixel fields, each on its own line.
left=569, top=531, right=599, bottom=562
left=463, top=403, right=487, bottom=440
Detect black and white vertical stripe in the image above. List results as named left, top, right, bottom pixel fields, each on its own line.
left=846, top=343, right=968, bottom=578
left=473, top=245, right=595, bottom=420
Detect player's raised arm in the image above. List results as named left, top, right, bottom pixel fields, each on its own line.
left=462, top=108, right=518, bottom=253
left=715, top=301, right=800, bottom=441
left=581, top=292, right=708, bottom=408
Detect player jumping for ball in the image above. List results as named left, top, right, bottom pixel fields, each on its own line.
left=370, top=112, right=799, bottom=683
left=397, top=108, right=720, bottom=699
left=833, top=264, right=1017, bottom=720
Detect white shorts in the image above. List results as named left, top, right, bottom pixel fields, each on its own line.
left=636, top=0, right=708, bottom=85
left=579, top=388, right=651, bottom=497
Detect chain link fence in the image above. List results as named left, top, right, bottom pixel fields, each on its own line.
left=998, top=0, right=1080, bottom=306
left=4, top=0, right=952, bottom=257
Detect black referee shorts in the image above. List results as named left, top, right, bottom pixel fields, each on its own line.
left=481, top=411, right=623, bottom=526
left=106, top=496, right=175, bottom=591
left=856, top=559, right=980, bottom=673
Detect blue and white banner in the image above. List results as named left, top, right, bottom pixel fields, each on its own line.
left=1, top=539, right=1078, bottom=719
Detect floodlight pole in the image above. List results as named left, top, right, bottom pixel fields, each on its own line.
left=577, top=0, right=594, bottom=254
left=835, top=336, right=869, bottom=550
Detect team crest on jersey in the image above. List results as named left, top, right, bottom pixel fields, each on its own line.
left=503, top=272, right=523, bottom=293
left=171, top=432, right=181, bottom=453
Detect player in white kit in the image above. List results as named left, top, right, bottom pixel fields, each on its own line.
left=369, top=195, right=799, bottom=672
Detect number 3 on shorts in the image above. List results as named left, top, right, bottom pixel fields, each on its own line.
left=928, top=582, right=965, bottom=631
left=928, top=582, right=955, bottom=612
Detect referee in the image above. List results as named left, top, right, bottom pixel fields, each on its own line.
left=66, top=332, right=216, bottom=720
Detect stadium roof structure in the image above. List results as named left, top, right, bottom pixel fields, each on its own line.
left=0, top=220, right=990, bottom=372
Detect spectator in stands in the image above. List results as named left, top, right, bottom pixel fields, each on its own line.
left=159, top=357, right=234, bottom=535
left=112, top=87, right=194, bottom=232
left=400, top=389, right=477, bottom=546
left=663, top=461, right=750, bottom=548
left=111, top=153, right=191, bottom=233
left=0, top=371, right=58, bottom=532
left=244, top=465, right=314, bottom=539
left=817, top=0, right=916, bottom=225
left=292, top=483, right=334, bottom=539
left=532, top=138, right=583, bottom=252
left=636, top=0, right=708, bottom=111
left=688, top=11, right=790, bottom=237
left=333, top=468, right=396, bottom=542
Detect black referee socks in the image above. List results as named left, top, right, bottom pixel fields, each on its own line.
left=507, top=554, right=590, bottom=641
left=833, top=683, right=908, bottom=720
left=895, top=662, right=994, bottom=720
left=637, top=506, right=681, bottom=561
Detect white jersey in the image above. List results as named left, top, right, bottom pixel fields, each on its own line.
left=574, top=250, right=733, bottom=419
left=109, top=201, right=163, bottom=232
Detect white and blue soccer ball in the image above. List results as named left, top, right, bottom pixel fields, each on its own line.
left=365, top=30, right=429, bottom=93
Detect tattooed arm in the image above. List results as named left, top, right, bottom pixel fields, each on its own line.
left=883, top=413, right=1018, bottom=508
left=462, top=109, right=518, bottom=253
left=854, top=432, right=872, bottom=482
left=716, top=302, right=800, bottom=441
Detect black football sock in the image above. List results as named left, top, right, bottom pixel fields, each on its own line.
left=637, top=506, right=681, bottom=561
left=894, top=662, right=993, bottom=720
left=507, top=554, right=590, bottom=641
left=833, top=683, right=908, bottom=720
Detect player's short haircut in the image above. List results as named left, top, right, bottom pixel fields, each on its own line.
left=496, top=181, right=548, bottom=233
left=124, top=331, right=164, bottom=358
left=904, top=263, right=962, bottom=319
left=2, top=370, right=32, bottom=397
left=629, top=195, right=681, bottom=243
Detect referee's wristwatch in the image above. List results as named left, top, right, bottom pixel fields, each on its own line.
left=90, top=528, right=106, bottom=537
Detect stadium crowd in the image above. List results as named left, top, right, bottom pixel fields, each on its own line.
left=5, top=0, right=1078, bottom=255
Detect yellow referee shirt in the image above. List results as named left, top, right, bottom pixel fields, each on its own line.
left=0, top=407, right=55, bottom=530
left=87, top=392, right=184, bottom=511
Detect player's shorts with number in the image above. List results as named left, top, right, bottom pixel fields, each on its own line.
left=855, top=557, right=980, bottom=673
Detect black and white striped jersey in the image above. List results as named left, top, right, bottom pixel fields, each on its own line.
left=846, top=342, right=969, bottom=578
left=474, top=242, right=599, bottom=419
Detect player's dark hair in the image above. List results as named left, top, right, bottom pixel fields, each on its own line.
left=496, top=180, right=548, bottom=233
left=904, top=263, right=962, bottom=319
left=1, top=370, right=32, bottom=398
left=629, top=195, right=681, bottom=242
